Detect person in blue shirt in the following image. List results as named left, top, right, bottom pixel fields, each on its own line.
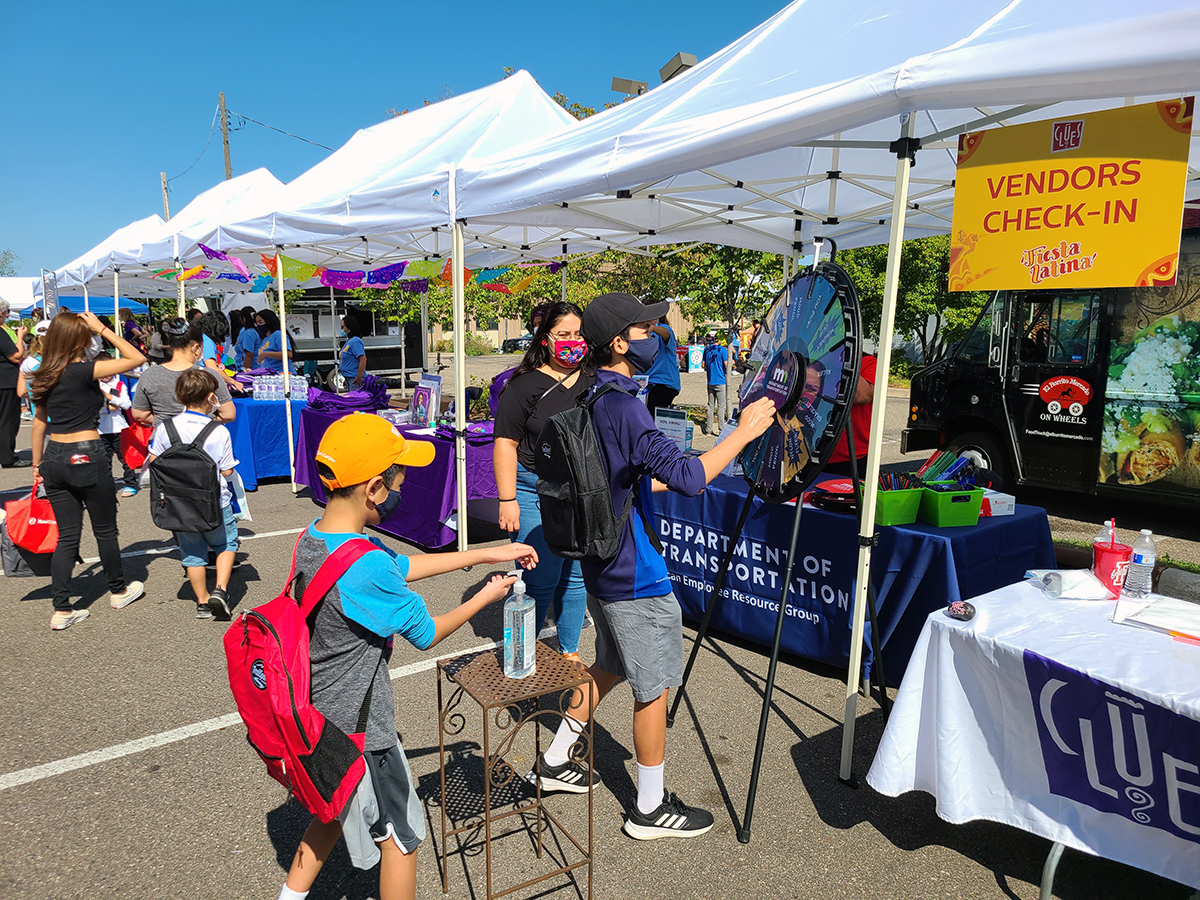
left=276, top=412, right=537, bottom=900
left=235, top=305, right=262, bottom=370
left=198, top=310, right=247, bottom=394
left=339, top=315, right=367, bottom=390
left=644, top=315, right=680, bottom=417
left=255, top=308, right=296, bottom=374
left=702, top=334, right=729, bottom=434
left=531, top=292, right=775, bottom=841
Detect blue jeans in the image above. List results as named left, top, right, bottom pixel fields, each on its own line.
left=512, top=463, right=587, bottom=654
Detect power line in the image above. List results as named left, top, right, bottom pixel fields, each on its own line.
left=228, top=111, right=333, bottom=152
left=166, top=105, right=220, bottom=185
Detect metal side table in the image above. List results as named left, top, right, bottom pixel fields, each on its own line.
left=437, top=641, right=593, bottom=900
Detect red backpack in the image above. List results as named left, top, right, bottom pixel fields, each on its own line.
left=223, top=534, right=379, bottom=822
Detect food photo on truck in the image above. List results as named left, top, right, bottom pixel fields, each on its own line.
left=904, top=227, right=1200, bottom=506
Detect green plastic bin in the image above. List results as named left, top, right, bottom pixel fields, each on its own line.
left=874, top=488, right=923, bottom=526
left=918, top=482, right=984, bottom=527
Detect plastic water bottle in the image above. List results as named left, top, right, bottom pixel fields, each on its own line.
left=250, top=378, right=259, bottom=401
left=503, top=573, right=536, bottom=679
left=271, top=375, right=281, bottom=401
left=1123, top=529, right=1157, bottom=599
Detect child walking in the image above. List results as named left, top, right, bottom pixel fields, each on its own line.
left=276, top=412, right=538, bottom=900
left=98, top=371, right=139, bottom=497
left=146, top=369, right=239, bottom=621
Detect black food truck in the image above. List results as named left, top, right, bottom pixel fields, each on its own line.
left=904, top=228, right=1200, bottom=506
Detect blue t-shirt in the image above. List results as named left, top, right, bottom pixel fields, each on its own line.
left=306, top=523, right=436, bottom=648
left=644, top=329, right=680, bottom=391
left=704, top=344, right=728, bottom=386
left=235, top=327, right=261, bottom=367
left=339, top=335, right=365, bottom=381
left=261, top=331, right=293, bottom=373
left=201, top=335, right=219, bottom=366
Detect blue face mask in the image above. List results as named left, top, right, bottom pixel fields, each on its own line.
left=375, top=488, right=402, bottom=520
left=623, top=335, right=659, bottom=373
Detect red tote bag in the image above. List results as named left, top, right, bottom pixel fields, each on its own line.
left=5, top=488, right=58, bottom=554
left=121, top=419, right=154, bottom=470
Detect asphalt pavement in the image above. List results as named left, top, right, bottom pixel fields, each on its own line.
left=0, top=379, right=1195, bottom=900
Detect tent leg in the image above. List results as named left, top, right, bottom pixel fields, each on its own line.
left=175, top=258, right=185, bottom=318
left=83, top=284, right=90, bottom=314
left=1040, top=842, right=1066, bottom=900
left=329, top=285, right=340, bottom=382
left=276, top=248, right=297, bottom=494
left=449, top=168, right=469, bottom=552
left=113, top=271, right=121, bottom=359
left=738, top=492, right=805, bottom=844
left=843, top=423, right=890, bottom=720
left=666, top=487, right=758, bottom=729
left=839, top=114, right=916, bottom=785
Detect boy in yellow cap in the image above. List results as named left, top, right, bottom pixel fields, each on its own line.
left=277, top=412, right=538, bottom=900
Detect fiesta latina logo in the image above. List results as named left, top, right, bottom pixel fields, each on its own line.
left=1051, top=120, right=1084, bottom=153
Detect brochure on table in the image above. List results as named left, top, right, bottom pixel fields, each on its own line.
left=654, top=407, right=693, bottom=453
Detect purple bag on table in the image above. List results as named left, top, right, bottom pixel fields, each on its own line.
left=306, top=374, right=389, bottom=412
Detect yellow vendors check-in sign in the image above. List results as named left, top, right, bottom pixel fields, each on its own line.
left=949, top=98, right=1192, bottom=292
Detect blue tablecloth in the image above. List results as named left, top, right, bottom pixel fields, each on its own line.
left=654, top=474, right=1056, bottom=683
left=227, top=398, right=306, bottom=490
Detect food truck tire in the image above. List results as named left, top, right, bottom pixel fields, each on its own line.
left=945, top=430, right=1011, bottom=486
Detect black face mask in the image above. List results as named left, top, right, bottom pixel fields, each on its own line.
left=375, top=489, right=402, bottom=520
left=256, top=323, right=270, bottom=337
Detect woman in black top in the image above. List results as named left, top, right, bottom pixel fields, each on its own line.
left=31, top=311, right=147, bottom=631
left=493, top=301, right=594, bottom=659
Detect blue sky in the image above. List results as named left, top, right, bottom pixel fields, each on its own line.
left=2, top=0, right=785, bottom=276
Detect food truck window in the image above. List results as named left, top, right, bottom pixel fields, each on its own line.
left=1017, top=292, right=1101, bottom=365
left=953, top=295, right=997, bottom=363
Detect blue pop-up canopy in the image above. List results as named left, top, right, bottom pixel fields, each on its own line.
left=20, top=296, right=150, bottom=317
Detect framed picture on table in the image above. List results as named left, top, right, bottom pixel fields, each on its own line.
left=411, top=384, right=433, bottom=426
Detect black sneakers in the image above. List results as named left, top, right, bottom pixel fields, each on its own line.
left=207, top=587, right=232, bottom=621
left=533, top=755, right=592, bottom=794
left=623, top=791, right=714, bottom=840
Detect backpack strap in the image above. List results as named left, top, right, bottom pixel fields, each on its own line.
left=296, top=537, right=379, bottom=620
left=583, top=381, right=660, bottom=552
left=187, top=419, right=223, bottom=453
left=164, top=418, right=183, bottom=448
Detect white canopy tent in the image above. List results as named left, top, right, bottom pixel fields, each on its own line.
left=45, top=72, right=580, bottom=540
left=442, top=0, right=1200, bottom=810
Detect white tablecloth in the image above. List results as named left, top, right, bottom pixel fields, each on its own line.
left=866, top=581, right=1200, bottom=890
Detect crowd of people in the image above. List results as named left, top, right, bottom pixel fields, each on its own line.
left=8, top=294, right=785, bottom=900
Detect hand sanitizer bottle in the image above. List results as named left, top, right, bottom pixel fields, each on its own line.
left=503, top=572, right=536, bottom=679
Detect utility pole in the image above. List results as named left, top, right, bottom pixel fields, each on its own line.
left=160, top=172, right=171, bottom=220
left=219, top=92, right=232, bottom=180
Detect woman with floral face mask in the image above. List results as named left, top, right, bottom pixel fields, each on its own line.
left=493, top=301, right=594, bottom=666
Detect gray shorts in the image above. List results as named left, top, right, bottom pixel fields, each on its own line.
left=587, top=592, right=684, bottom=703
left=338, top=740, right=426, bottom=869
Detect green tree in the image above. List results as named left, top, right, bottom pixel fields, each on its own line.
left=0, top=248, right=19, bottom=277
left=674, top=246, right=783, bottom=341
left=838, top=234, right=990, bottom=363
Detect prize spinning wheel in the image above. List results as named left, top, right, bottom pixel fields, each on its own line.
left=738, top=258, right=863, bottom=503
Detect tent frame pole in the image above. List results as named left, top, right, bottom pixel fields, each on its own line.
left=113, top=270, right=121, bottom=359
left=276, top=247, right=297, bottom=494
left=449, top=168, right=469, bottom=552
left=329, top=285, right=340, bottom=380
left=839, top=114, right=916, bottom=785
left=82, top=284, right=90, bottom=314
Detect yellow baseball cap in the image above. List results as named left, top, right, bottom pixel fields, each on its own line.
left=315, top=412, right=435, bottom=490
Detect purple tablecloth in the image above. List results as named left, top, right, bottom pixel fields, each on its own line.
left=295, top=408, right=497, bottom=548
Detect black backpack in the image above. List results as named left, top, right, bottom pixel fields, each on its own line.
left=534, top=383, right=641, bottom=561
left=149, top=418, right=224, bottom=533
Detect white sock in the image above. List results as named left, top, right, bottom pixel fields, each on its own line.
left=544, top=716, right=583, bottom=766
left=278, top=885, right=308, bottom=900
left=636, top=762, right=665, bottom=814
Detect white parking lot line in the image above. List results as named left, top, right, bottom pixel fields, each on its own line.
left=0, top=634, right=534, bottom=792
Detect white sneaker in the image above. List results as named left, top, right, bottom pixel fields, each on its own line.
left=110, top=581, right=145, bottom=610
left=50, top=609, right=90, bottom=631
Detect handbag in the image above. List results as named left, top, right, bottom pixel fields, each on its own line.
left=4, top=487, right=58, bottom=554
left=121, top=412, right=154, bottom=471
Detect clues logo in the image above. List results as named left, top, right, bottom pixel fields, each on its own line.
left=1051, top=120, right=1084, bottom=153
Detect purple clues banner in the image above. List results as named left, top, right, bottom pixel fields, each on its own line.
left=1025, top=650, right=1200, bottom=844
